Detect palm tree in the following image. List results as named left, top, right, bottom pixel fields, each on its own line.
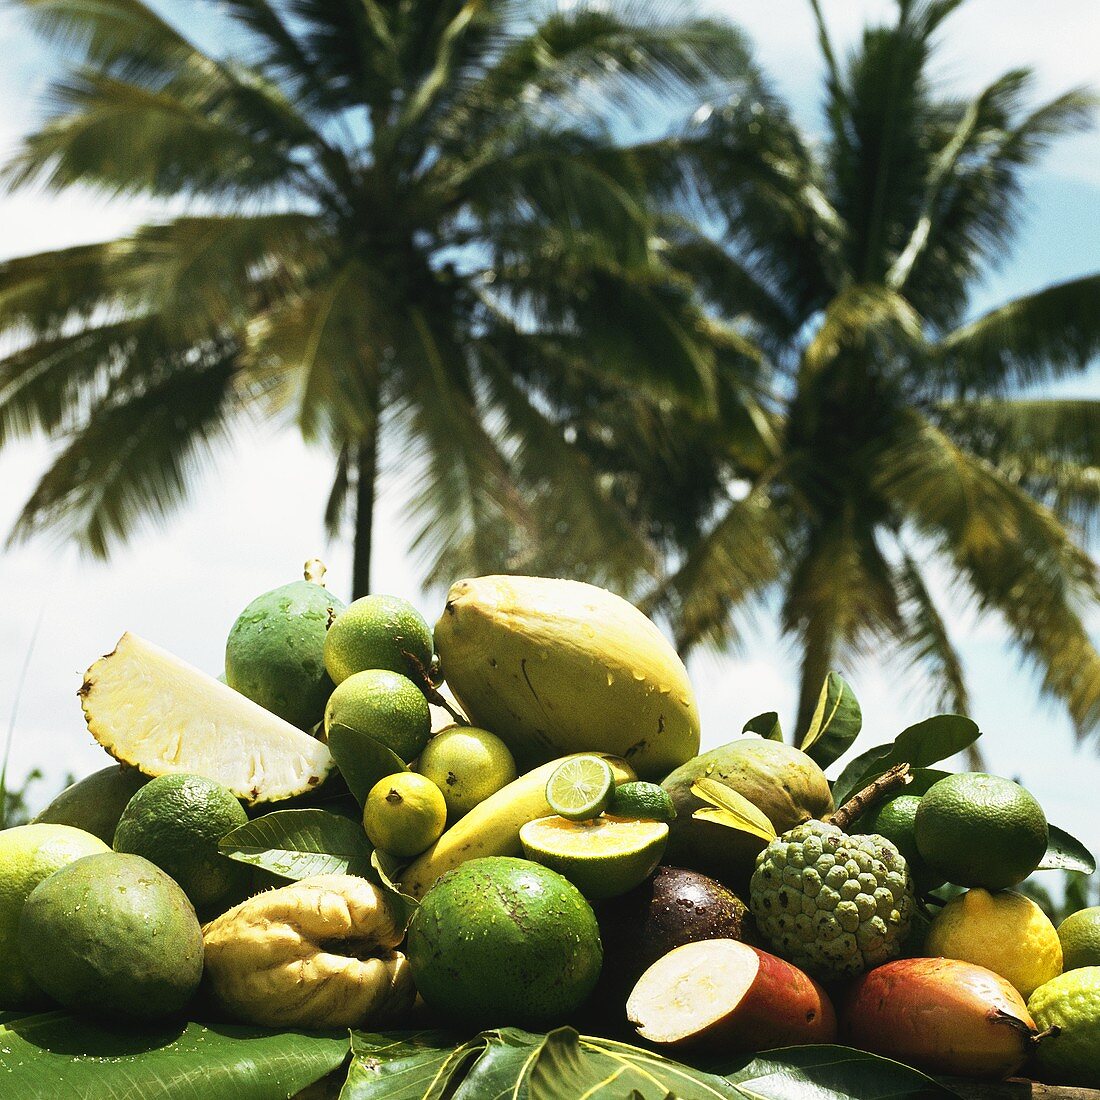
left=567, top=0, right=1100, bottom=735
left=0, top=0, right=752, bottom=597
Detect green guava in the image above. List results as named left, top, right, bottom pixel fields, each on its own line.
left=225, top=579, right=345, bottom=729
left=19, top=852, right=204, bottom=1019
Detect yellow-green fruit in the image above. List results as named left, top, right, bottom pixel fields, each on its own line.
left=400, top=753, right=635, bottom=899
left=324, top=669, right=431, bottom=764
left=1029, top=966, right=1100, bottom=1087
left=1059, top=907, right=1100, bottom=971
left=0, top=824, right=110, bottom=1007
left=364, top=773, right=447, bottom=858
left=925, top=888, right=1062, bottom=999
left=661, top=738, right=834, bottom=889
left=434, top=576, right=699, bottom=780
left=324, top=595, right=433, bottom=685
left=416, top=726, right=517, bottom=822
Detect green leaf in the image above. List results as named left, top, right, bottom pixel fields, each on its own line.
left=691, top=779, right=777, bottom=842
left=798, top=672, right=862, bottom=768
left=832, top=715, right=980, bottom=807
left=1038, top=824, right=1097, bottom=874
left=219, top=808, right=373, bottom=880
left=327, top=723, right=408, bottom=806
left=720, top=1043, right=954, bottom=1099
left=370, top=850, right=419, bottom=934
left=743, top=711, right=783, bottom=741
left=0, top=1012, right=348, bottom=1099
left=342, top=1030, right=471, bottom=1099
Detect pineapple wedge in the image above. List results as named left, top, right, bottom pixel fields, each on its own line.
left=81, top=633, right=334, bottom=804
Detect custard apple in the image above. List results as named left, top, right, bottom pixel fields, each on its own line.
left=750, top=819, right=915, bottom=981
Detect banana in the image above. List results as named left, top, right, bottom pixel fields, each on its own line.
left=399, top=753, right=635, bottom=899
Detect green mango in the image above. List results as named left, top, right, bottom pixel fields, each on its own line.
left=661, top=737, right=834, bottom=890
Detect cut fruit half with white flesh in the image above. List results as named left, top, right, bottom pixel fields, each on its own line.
left=626, top=938, right=837, bottom=1051
left=81, top=633, right=334, bottom=804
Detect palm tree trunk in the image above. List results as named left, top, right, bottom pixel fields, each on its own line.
left=351, top=391, right=380, bottom=600
left=795, top=620, right=836, bottom=741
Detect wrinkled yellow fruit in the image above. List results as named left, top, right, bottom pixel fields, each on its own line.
left=202, top=875, right=414, bottom=1028
left=435, top=576, right=700, bottom=780
left=925, top=887, right=1063, bottom=999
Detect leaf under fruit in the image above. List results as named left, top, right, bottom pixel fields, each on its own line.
left=1037, top=823, right=1096, bottom=874
left=691, top=779, right=778, bottom=842
left=219, top=808, right=373, bottom=880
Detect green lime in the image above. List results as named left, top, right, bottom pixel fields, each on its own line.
left=609, top=781, right=677, bottom=822
left=0, top=824, right=110, bottom=1007
left=113, top=774, right=250, bottom=914
left=519, top=814, right=668, bottom=899
left=324, top=595, right=433, bottom=685
left=1059, top=907, right=1100, bottom=972
left=545, top=755, right=614, bottom=821
left=19, top=851, right=203, bottom=1020
left=1029, top=966, right=1100, bottom=1087
left=324, top=668, right=431, bottom=764
left=406, top=856, right=602, bottom=1027
left=224, top=578, right=345, bottom=729
left=857, top=794, right=944, bottom=893
left=914, top=773, right=1048, bottom=890
left=416, top=726, right=517, bottom=822
left=364, top=772, right=447, bottom=858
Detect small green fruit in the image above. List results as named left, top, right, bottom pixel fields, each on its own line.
left=32, top=765, right=148, bottom=844
left=324, top=669, right=431, bottom=764
left=324, top=595, right=433, bottom=685
left=415, top=726, right=517, bottom=822
left=364, top=773, right=447, bottom=858
left=225, top=578, right=345, bottom=729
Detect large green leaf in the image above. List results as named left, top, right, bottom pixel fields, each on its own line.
left=341, top=1029, right=956, bottom=1099
left=832, top=715, right=980, bottom=807
left=1038, top=824, right=1097, bottom=874
left=0, top=1012, right=348, bottom=1100
left=721, top=1044, right=954, bottom=1099
left=743, top=711, right=783, bottom=741
left=219, top=808, right=373, bottom=879
left=798, top=672, right=862, bottom=768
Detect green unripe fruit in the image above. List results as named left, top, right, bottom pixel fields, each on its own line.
left=324, top=595, right=433, bottom=685
left=406, top=856, right=602, bottom=1027
left=225, top=578, right=345, bottom=729
left=32, top=765, right=148, bottom=844
left=324, top=669, right=431, bottom=764
left=19, top=852, right=204, bottom=1019
left=113, top=773, right=250, bottom=914
left=914, top=773, right=1048, bottom=890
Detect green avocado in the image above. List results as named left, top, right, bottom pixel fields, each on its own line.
left=225, top=579, right=345, bottom=729
left=32, top=765, right=148, bottom=844
left=19, top=852, right=204, bottom=1019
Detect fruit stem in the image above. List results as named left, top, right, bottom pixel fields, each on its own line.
left=402, top=651, right=469, bottom=726
left=831, top=763, right=912, bottom=832
left=304, top=559, right=328, bottom=586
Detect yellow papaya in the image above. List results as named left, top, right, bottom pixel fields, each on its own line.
left=434, top=576, right=700, bottom=780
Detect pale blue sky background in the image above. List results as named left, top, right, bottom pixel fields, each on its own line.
left=0, top=2, right=1097, bottom=853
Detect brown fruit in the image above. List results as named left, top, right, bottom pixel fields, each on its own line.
left=626, top=938, right=836, bottom=1051
left=841, top=957, right=1037, bottom=1079
left=596, top=867, right=752, bottom=1005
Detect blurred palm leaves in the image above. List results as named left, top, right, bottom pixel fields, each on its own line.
left=0, top=0, right=755, bottom=594
left=578, top=0, right=1100, bottom=735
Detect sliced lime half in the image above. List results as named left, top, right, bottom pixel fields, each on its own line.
left=545, top=755, right=615, bottom=821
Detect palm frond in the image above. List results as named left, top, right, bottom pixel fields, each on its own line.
left=801, top=284, right=924, bottom=374
left=937, top=274, right=1100, bottom=393
left=9, top=349, right=239, bottom=557
left=243, top=260, right=380, bottom=443
left=878, top=414, right=1100, bottom=735
left=895, top=550, right=970, bottom=714
left=644, top=483, right=787, bottom=655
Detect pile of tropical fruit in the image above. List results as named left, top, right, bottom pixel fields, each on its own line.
left=3, top=564, right=1100, bottom=1090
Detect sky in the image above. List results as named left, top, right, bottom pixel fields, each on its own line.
left=0, top=1, right=1098, bottom=855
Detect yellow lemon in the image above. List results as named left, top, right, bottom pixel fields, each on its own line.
left=926, top=887, right=1062, bottom=998
left=364, top=773, right=447, bottom=859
